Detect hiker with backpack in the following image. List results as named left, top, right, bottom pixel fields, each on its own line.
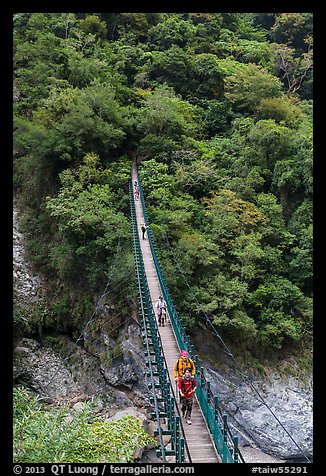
left=155, top=294, right=167, bottom=326
left=173, top=350, right=196, bottom=381
left=178, top=368, right=198, bottom=425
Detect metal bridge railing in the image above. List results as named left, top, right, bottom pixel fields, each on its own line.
left=129, top=181, right=190, bottom=463
left=136, top=167, right=244, bottom=463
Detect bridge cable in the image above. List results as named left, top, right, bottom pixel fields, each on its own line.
left=161, top=230, right=312, bottom=464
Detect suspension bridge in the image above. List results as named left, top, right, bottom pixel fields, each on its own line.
left=130, top=160, right=244, bottom=464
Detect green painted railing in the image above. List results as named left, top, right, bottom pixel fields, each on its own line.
left=129, top=180, right=191, bottom=463
left=136, top=167, right=244, bottom=463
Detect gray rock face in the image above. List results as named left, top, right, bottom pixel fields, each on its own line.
left=13, top=331, right=149, bottom=407
left=205, top=366, right=313, bottom=461
left=13, top=338, right=80, bottom=398
left=13, top=206, right=44, bottom=306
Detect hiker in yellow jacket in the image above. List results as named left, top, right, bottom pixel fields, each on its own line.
left=173, top=350, right=196, bottom=381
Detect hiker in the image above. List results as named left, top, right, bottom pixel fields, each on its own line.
left=173, top=350, right=196, bottom=381
left=178, top=368, right=197, bottom=425
left=134, top=185, right=140, bottom=201
left=141, top=222, right=147, bottom=240
left=155, top=294, right=167, bottom=326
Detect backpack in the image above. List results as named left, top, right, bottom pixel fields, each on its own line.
left=181, top=375, right=195, bottom=394
left=176, top=357, right=194, bottom=375
left=157, top=299, right=166, bottom=310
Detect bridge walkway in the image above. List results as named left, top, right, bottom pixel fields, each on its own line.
left=132, top=163, right=220, bottom=463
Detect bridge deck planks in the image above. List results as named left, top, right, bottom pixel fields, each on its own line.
left=132, top=164, right=220, bottom=464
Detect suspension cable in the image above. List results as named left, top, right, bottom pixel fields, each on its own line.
left=161, top=229, right=312, bottom=463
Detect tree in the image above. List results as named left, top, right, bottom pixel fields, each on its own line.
left=45, top=154, right=130, bottom=287
left=271, top=122, right=312, bottom=214
left=271, top=13, right=312, bottom=52
left=13, top=10, right=313, bottom=357
left=188, top=13, right=223, bottom=52
left=188, top=53, right=225, bottom=99
left=203, top=189, right=268, bottom=250
left=248, top=276, right=311, bottom=349
left=136, top=159, right=172, bottom=205
left=255, top=96, right=304, bottom=127
left=255, top=192, right=294, bottom=246
left=230, top=232, right=265, bottom=282
left=33, top=80, right=128, bottom=161
left=117, top=13, right=152, bottom=42
left=246, top=119, right=294, bottom=172
left=13, top=30, right=70, bottom=113
left=287, top=200, right=313, bottom=291
left=148, top=16, right=197, bottom=50
left=224, top=63, right=283, bottom=113
left=271, top=43, right=313, bottom=96
left=171, top=150, right=222, bottom=199
left=148, top=46, right=190, bottom=95
left=201, top=99, right=234, bottom=135
left=288, top=224, right=313, bottom=291
left=79, top=14, right=108, bottom=40
left=197, top=272, right=256, bottom=342
left=135, top=85, right=201, bottom=152
left=48, top=13, right=78, bottom=39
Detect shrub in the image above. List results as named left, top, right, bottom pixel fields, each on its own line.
left=13, top=386, right=155, bottom=463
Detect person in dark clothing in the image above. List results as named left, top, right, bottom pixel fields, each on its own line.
left=141, top=222, right=147, bottom=239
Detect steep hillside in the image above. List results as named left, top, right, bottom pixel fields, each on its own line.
left=13, top=12, right=313, bottom=463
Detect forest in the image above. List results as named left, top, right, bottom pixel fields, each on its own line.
left=13, top=12, right=313, bottom=366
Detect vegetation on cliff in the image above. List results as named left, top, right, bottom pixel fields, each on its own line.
left=13, top=12, right=313, bottom=360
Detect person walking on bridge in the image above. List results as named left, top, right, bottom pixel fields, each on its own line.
left=134, top=185, right=140, bottom=201
left=141, top=222, right=147, bottom=239
left=156, top=294, right=167, bottom=326
left=178, top=368, right=197, bottom=425
left=173, top=350, right=196, bottom=381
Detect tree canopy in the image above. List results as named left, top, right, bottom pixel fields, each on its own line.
left=13, top=12, right=313, bottom=356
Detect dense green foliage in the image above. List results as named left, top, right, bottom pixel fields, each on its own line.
left=13, top=13, right=313, bottom=354
left=13, top=386, right=155, bottom=462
